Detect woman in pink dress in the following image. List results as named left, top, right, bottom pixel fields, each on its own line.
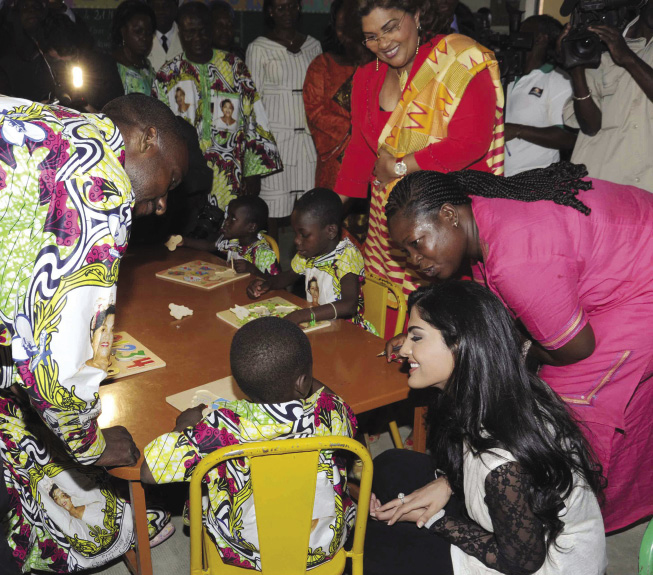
left=383, top=162, right=653, bottom=532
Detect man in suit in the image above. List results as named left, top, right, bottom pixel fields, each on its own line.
left=148, top=0, right=183, bottom=71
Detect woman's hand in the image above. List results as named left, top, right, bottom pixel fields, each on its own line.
left=247, top=278, right=270, bottom=299
left=372, top=149, right=399, bottom=190
left=377, top=477, right=453, bottom=527
left=385, top=333, right=407, bottom=363
left=283, top=309, right=310, bottom=325
left=370, top=492, right=428, bottom=524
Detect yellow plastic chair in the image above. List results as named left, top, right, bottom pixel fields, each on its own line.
left=190, top=437, right=373, bottom=575
left=261, top=233, right=280, bottom=262
left=362, top=273, right=408, bottom=449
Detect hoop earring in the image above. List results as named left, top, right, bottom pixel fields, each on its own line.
left=376, top=57, right=379, bottom=72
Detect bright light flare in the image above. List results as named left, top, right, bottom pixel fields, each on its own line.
left=72, top=66, right=83, bottom=89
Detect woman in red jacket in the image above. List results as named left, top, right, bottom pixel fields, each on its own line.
left=335, top=0, right=504, bottom=296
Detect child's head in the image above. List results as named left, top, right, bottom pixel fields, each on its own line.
left=230, top=317, right=313, bottom=403
left=222, top=196, right=269, bottom=240
left=291, top=188, right=342, bottom=259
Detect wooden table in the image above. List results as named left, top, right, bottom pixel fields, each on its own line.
left=98, top=245, right=422, bottom=575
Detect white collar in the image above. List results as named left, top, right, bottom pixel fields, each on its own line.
left=156, top=22, right=177, bottom=42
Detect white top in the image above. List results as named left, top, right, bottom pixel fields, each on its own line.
left=450, top=446, right=607, bottom=575
left=150, top=22, right=184, bottom=73
left=504, top=66, right=572, bottom=176
left=564, top=17, right=653, bottom=191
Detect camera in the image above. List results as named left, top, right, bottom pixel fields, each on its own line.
left=559, top=0, right=641, bottom=68
left=474, top=7, right=534, bottom=87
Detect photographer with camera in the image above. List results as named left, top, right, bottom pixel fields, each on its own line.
left=561, top=0, right=653, bottom=191
left=504, top=15, right=577, bottom=175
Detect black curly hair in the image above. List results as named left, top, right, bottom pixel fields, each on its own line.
left=385, top=162, right=593, bottom=223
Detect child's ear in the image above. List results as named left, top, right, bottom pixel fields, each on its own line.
left=293, top=373, right=313, bottom=399
left=247, top=221, right=258, bottom=234
left=326, top=223, right=339, bottom=241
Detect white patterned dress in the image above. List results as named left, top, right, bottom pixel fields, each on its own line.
left=246, top=36, right=321, bottom=218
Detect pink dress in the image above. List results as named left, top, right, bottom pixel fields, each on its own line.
left=471, top=178, right=653, bottom=532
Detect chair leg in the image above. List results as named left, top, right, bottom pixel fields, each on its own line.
left=388, top=420, right=403, bottom=449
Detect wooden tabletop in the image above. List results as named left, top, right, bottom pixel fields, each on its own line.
left=99, top=244, right=408, bottom=480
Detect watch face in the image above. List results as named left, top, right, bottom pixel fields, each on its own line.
left=394, top=160, right=408, bottom=176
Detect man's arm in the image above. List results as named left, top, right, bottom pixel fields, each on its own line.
left=504, top=124, right=577, bottom=150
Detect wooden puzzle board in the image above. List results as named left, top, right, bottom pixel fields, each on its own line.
left=216, top=296, right=330, bottom=333
left=155, top=260, right=248, bottom=290
left=166, top=375, right=248, bottom=412
left=105, top=331, right=166, bottom=380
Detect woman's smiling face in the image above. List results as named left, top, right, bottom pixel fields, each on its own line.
left=399, top=307, right=455, bottom=389
left=361, top=7, right=420, bottom=69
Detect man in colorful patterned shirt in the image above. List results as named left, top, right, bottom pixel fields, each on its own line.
left=141, top=317, right=357, bottom=571
left=153, top=1, right=282, bottom=212
left=0, top=93, right=188, bottom=571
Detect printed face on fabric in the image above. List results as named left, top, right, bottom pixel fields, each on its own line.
left=400, top=307, right=455, bottom=389
left=388, top=208, right=467, bottom=280
left=291, top=211, right=337, bottom=259
left=361, top=7, right=420, bottom=68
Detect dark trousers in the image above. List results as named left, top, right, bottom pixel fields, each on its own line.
left=0, top=458, right=21, bottom=575
left=363, top=449, right=458, bottom=575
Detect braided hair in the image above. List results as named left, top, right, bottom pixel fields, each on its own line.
left=385, top=162, right=593, bottom=222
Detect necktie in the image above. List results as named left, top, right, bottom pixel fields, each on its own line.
left=161, top=35, right=168, bottom=53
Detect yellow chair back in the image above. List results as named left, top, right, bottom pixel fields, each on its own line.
left=261, top=233, right=280, bottom=262
left=362, top=272, right=407, bottom=337
left=190, top=437, right=373, bottom=575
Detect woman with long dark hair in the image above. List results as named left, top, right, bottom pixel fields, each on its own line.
left=367, top=281, right=606, bottom=575
left=334, top=0, right=504, bottom=299
left=382, top=162, right=653, bottom=533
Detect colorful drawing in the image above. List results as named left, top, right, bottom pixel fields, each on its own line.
left=156, top=260, right=248, bottom=290
left=216, top=296, right=330, bottom=332
left=105, top=331, right=166, bottom=380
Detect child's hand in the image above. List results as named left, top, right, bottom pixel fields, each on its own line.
left=247, top=278, right=270, bottom=299
left=234, top=259, right=256, bottom=275
left=173, top=405, right=206, bottom=432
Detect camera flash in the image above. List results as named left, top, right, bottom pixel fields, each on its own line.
left=72, top=66, right=83, bottom=89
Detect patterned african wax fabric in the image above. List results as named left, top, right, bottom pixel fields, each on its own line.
left=116, top=61, right=156, bottom=95
left=144, top=387, right=357, bottom=571
left=291, top=238, right=378, bottom=334
left=0, top=96, right=143, bottom=571
left=153, top=50, right=282, bottom=210
left=215, top=233, right=280, bottom=275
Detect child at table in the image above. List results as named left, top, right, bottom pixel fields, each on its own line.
left=246, top=188, right=377, bottom=333
left=176, top=196, right=279, bottom=277
left=140, top=317, right=357, bottom=571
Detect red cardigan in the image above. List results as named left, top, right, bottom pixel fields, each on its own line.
left=335, top=36, right=498, bottom=199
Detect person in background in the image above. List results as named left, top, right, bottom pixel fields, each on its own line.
left=210, top=0, right=246, bottom=60
left=154, top=1, right=282, bottom=219
left=39, top=13, right=125, bottom=112
left=304, top=0, right=370, bottom=191
left=335, top=0, right=504, bottom=298
left=112, top=0, right=156, bottom=95
left=433, top=0, right=476, bottom=37
left=367, top=281, right=605, bottom=575
left=246, top=0, right=322, bottom=240
left=0, top=93, right=188, bottom=571
left=147, top=0, right=183, bottom=72
left=561, top=0, right=653, bottom=192
left=504, top=15, right=576, bottom=176
left=141, top=317, right=357, bottom=570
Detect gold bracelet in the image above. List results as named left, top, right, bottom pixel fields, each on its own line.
left=572, top=89, right=592, bottom=101
left=329, top=302, right=337, bottom=320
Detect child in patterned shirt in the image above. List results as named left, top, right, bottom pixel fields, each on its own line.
left=140, top=317, right=357, bottom=571
left=246, top=188, right=377, bottom=333
left=177, top=196, right=279, bottom=277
